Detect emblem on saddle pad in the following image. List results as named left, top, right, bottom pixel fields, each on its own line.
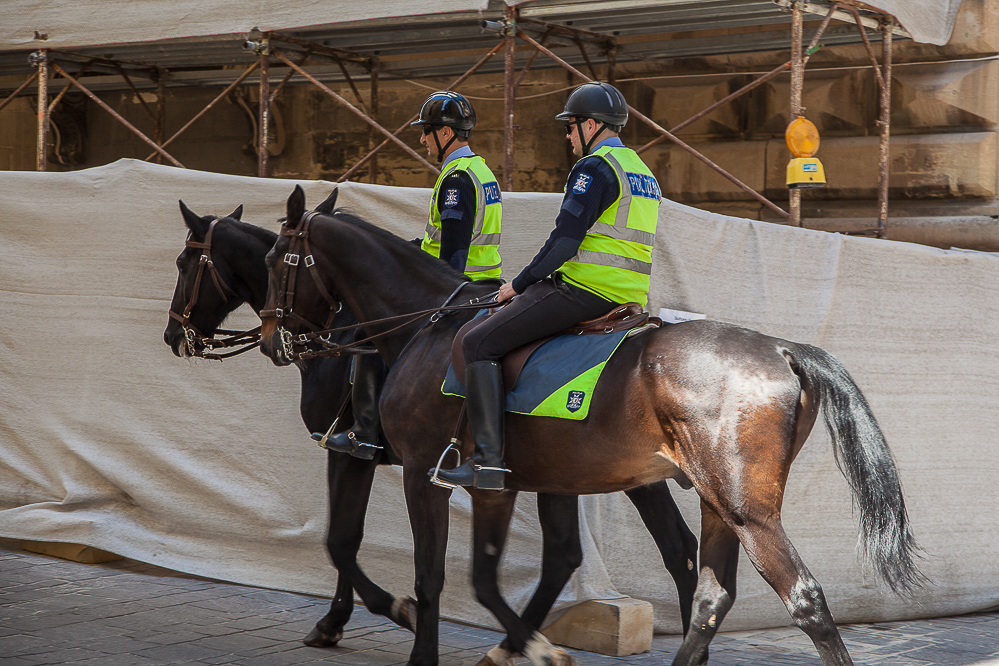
left=566, top=390, right=585, bottom=413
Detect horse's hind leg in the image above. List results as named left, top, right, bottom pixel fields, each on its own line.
left=671, top=502, right=740, bottom=666
left=482, top=493, right=583, bottom=666
left=625, top=480, right=699, bottom=634
left=471, top=491, right=575, bottom=666
left=736, top=517, right=853, bottom=666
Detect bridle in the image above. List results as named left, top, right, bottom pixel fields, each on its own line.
left=261, top=210, right=498, bottom=363
left=260, top=210, right=345, bottom=361
left=168, top=218, right=262, bottom=360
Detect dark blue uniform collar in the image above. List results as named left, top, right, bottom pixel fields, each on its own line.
left=588, top=136, right=625, bottom=154
left=442, top=145, right=475, bottom=170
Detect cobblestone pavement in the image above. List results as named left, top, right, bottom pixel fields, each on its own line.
left=2, top=538, right=998, bottom=665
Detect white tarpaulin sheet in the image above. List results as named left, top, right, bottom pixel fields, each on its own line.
left=1, top=159, right=998, bottom=635
left=508, top=0, right=965, bottom=46
left=0, top=0, right=490, bottom=50
left=0, top=0, right=964, bottom=51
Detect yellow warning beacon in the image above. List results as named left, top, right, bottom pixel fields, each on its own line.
left=785, top=116, right=826, bottom=189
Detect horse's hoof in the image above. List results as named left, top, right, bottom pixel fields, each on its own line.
left=548, top=649, right=576, bottom=666
left=391, top=595, right=417, bottom=633
left=523, top=633, right=575, bottom=666
left=475, top=645, right=516, bottom=666
left=303, top=624, right=343, bottom=647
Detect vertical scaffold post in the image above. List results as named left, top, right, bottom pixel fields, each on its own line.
left=369, top=58, right=380, bottom=184
left=789, top=2, right=804, bottom=226
left=877, top=21, right=893, bottom=237
left=503, top=5, right=516, bottom=192
left=34, top=50, right=49, bottom=171
left=258, top=35, right=271, bottom=178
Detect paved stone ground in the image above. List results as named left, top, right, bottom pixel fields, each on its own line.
left=2, top=538, right=998, bottom=665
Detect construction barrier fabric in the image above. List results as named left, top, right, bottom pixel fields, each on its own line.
left=1, top=159, right=997, bottom=633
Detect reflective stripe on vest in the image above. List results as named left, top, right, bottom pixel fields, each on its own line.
left=422, top=155, right=503, bottom=280
left=558, top=145, right=661, bottom=307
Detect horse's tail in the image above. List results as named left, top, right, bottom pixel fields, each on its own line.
left=785, top=342, right=925, bottom=595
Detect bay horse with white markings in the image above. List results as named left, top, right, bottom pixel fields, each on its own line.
left=260, top=185, right=924, bottom=666
left=164, top=194, right=699, bottom=665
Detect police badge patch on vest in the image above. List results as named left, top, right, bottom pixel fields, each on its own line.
left=444, top=189, right=459, bottom=208
left=572, top=173, right=591, bottom=193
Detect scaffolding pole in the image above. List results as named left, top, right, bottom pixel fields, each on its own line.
left=272, top=49, right=438, bottom=173
left=34, top=51, right=49, bottom=171
left=516, top=28, right=789, bottom=219
left=0, top=71, right=38, bottom=115
left=49, top=62, right=184, bottom=168
left=336, top=41, right=504, bottom=183
left=503, top=5, right=517, bottom=192
left=259, top=35, right=271, bottom=178
left=789, top=2, right=804, bottom=227
left=876, top=21, right=893, bottom=236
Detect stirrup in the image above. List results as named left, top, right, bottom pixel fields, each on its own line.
left=429, top=440, right=463, bottom=489
left=347, top=430, right=383, bottom=460
left=312, top=419, right=342, bottom=451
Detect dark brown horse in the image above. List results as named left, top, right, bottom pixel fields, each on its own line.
left=259, top=185, right=923, bottom=666
left=165, top=195, right=698, bottom=665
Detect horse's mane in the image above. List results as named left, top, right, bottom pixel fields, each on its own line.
left=326, top=208, right=472, bottom=284
left=218, top=216, right=278, bottom=247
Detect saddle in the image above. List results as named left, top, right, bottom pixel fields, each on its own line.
left=451, top=302, right=659, bottom=391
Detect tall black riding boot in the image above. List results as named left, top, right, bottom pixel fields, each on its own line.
left=433, top=360, right=508, bottom=491
left=314, top=353, right=385, bottom=460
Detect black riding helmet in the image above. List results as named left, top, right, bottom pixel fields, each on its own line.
left=411, top=91, right=476, bottom=163
left=556, top=81, right=629, bottom=155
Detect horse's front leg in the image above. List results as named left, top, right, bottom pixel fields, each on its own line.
left=316, top=452, right=415, bottom=645
left=482, top=493, right=582, bottom=666
left=403, top=462, right=454, bottom=666
left=305, top=452, right=362, bottom=645
left=471, top=490, right=575, bottom=666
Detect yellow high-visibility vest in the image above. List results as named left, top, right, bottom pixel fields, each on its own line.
left=422, top=155, right=502, bottom=280
left=558, top=145, right=661, bottom=306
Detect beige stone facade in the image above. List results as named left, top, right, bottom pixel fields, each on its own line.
left=1, top=0, right=996, bottom=249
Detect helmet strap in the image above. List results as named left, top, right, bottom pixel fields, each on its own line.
left=430, top=127, right=458, bottom=164
left=580, top=120, right=614, bottom=156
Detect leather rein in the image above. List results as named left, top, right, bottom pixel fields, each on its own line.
left=168, top=218, right=262, bottom=360
left=261, top=210, right=498, bottom=362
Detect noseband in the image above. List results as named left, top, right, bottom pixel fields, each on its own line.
left=260, top=211, right=344, bottom=360
left=168, top=218, right=261, bottom=360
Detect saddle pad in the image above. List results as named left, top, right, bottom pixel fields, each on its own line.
left=442, top=328, right=630, bottom=420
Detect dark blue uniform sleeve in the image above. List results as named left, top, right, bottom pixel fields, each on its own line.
left=435, top=170, right=477, bottom=274
left=511, top=156, right=620, bottom=294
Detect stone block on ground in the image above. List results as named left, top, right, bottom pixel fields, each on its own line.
left=542, top=598, right=653, bottom=656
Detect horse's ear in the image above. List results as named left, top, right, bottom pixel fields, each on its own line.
left=316, top=188, right=338, bottom=215
left=287, top=185, right=306, bottom=225
left=179, top=200, right=209, bottom=238
left=228, top=204, right=244, bottom=220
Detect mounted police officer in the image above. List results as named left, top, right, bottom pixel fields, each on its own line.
left=324, top=90, right=503, bottom=459
left=433, top=81, right=661, bottom=491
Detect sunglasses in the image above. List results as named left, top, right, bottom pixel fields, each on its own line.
left=564, top=119, right=584, bottom=136
left=422, top=125, right=439, bottom=135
